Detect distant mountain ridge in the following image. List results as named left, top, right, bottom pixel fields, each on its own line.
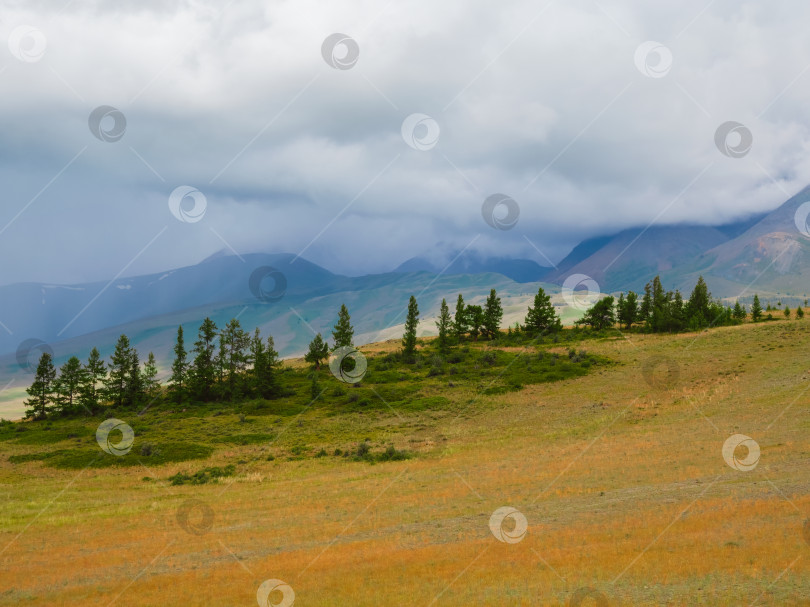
left=394, top=250, right=551, bottom=283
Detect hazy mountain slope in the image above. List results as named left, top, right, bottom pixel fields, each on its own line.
left=544, top=225, right=730, bottom=293
left=0, top=253, right=348, bottom=356
left=663, top=186, right=810, bottom=297
left=394, top=251, right=551, bottom=283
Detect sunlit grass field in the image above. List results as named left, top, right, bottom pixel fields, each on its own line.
left=1, top=320, right=809, bottom=605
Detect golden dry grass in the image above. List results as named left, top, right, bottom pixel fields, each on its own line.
left=1, top=320, right=810, bottom=605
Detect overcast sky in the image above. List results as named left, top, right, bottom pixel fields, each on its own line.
left=1, top=0, right=809, bottom=285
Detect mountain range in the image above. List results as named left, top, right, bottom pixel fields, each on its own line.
left=2, top=186, right=809, bottom=418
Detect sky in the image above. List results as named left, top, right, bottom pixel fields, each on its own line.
left=1, top=0, right=810, bottom=285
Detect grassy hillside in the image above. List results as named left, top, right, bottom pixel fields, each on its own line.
left=1, top=321, right=808, bottom=605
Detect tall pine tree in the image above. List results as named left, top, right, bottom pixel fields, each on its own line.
left=169, top=326, right=188, bottom=405
left=190, top=317, right=218, bottom=402
left=54, top=356, right=86, bottom=415
left=24, top=352, right=56, bottom=420
left=79, top=347, right=106, bottom=413
left=105, top=334, right=132, bottom=408
left=332, top=304, right=354, bottom=349
left=524, top=286, right=561, bottom=334
left=435, top=298, right=452, bottom=354
left=483, top=289, right=503, bottom=339
left=453, top=294, right=468, bottom=340
left=402, top=295, right=419, bottom=361
left=143, top=352, right=160, bottom=402
left=221, top=319, right=250, bottom=401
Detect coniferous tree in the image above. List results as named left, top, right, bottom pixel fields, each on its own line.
left=453, top=294, right=469, bottom=340
left=215, top=334, right=226, bottom=395
left=126, top=348, right=145, bottom=409
left=668, top=290, right=685, bottom=332
left=143, top=352, right=160, bottom=402
left=482, top=289, right=503, bottom=339
left=785, top=306, right=791, bottom=318
left=54, top=356, right=85, bottom=415
left=639, top=282, right=652, bottom=325
left=402, top=295, right=419, bottom=360
left=24, top=352, right=57, bottom=420
left=79, top=347, right=106, bottom=413
left=190, top=317, right=218, bottom=402
left=105, top=334, right=132, bottom=408
left=436, top=298, right=452, bottom=354
left=332, top=304, right=354, bottom=350
left=576, top=296, right=616, bottom=330
left=732, top=301, right=746, bottom=321
left=247, top=330, right=281, bottom=399
left=525, top=286, right=561, bottom=334
left=617, top=291, right=640, bottom=329
left=751, top=295, right=763, bottom=322
left=466, top=304, right=484, bottom=339
left=304, top=333, right=329, bottom=369
left=221, top=319, right=250, bottom=400
left=686, top=276, right=711, bottom=327
left=169, top=326, right=188, bottom=405
left=797, top=306, right=804, bottom=319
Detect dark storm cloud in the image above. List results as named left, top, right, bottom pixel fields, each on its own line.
left=1, top=0, right=809, bottom=285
